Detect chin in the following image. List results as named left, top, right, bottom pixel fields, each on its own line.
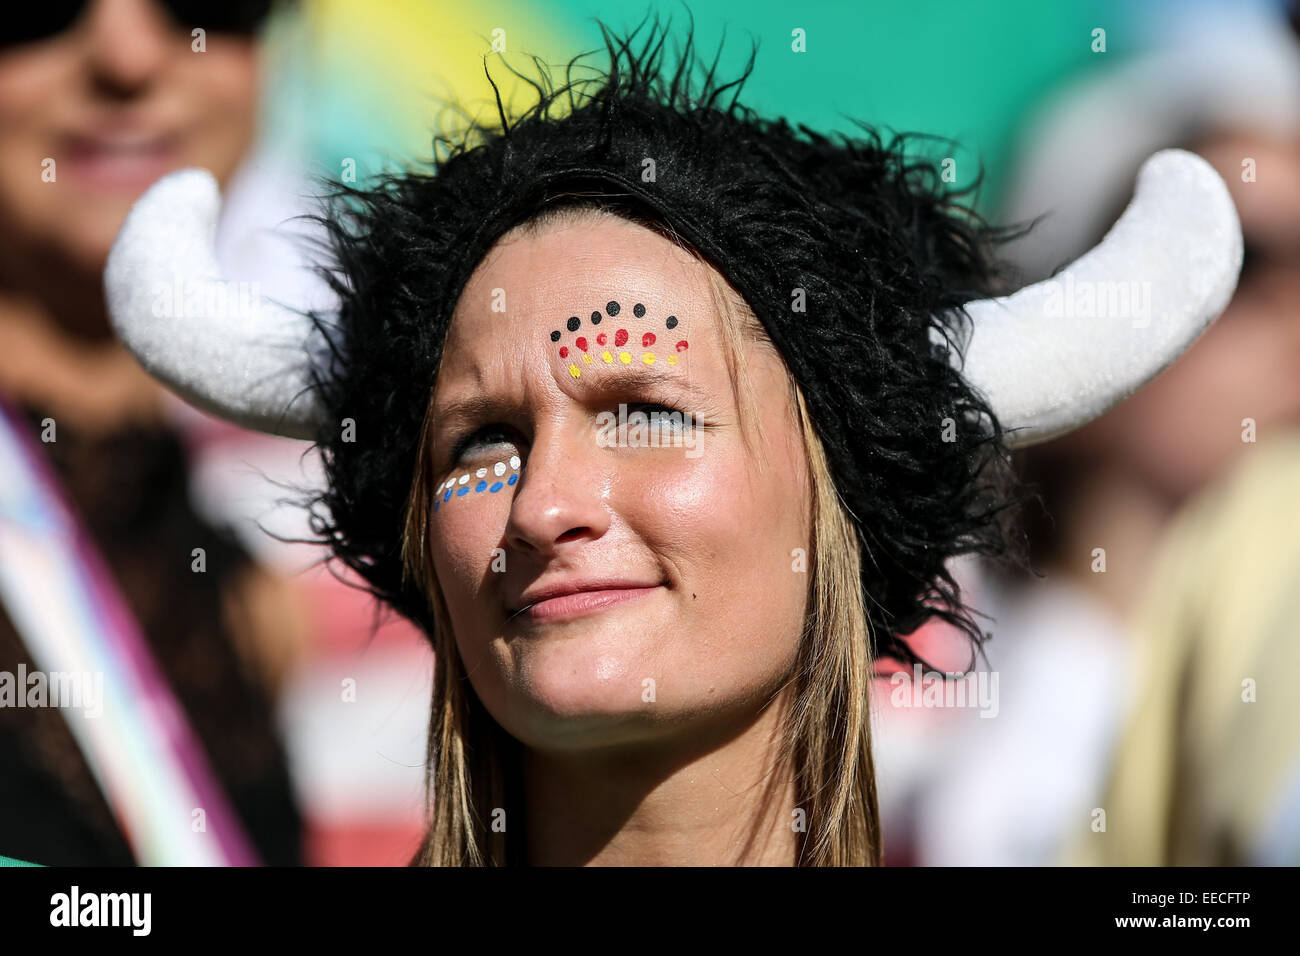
left=487, top=638, right=673, bottom=749
left=518, top=636, right=650, bottom=706
left=55, top=201, right=133, bottom=274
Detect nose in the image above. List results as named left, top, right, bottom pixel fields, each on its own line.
left=505, top=418, right=613, bottom=559
left=81, top=0, right=173, bottom=99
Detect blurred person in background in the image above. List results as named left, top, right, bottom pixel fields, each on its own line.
left=878, top=0, right=1300, bottom=865
left=0, top=0, right=305, bottom=865
left=1067, top=427, right=1300, bottom=865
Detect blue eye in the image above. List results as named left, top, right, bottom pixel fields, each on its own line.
left=627, top=402, right=694, bottom=431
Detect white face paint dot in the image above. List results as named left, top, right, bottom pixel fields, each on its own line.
left=493, top=461, right=506, bottom=477
left=476, top=467, right=487, bottom=479
left=458, top=474, right=469, bottom=485
left=509, top=455, right=521, bottom=470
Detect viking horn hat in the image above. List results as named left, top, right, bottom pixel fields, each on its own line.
left=99, top=23, right=1246, bottom=670
left=105, top=148, right=1241, bottom=448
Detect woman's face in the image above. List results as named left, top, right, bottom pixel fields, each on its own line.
left=426, top=213, right=812, bottom=753
left=0, top=0, right=260, bottom=276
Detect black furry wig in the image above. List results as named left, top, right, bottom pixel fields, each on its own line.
left=305, top=13, right=1024, bottom=671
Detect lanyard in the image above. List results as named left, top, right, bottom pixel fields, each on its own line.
left=0, top=397, right=257, bottom=865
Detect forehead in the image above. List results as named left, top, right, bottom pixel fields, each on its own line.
left=441, top=214, right=720, bottom=367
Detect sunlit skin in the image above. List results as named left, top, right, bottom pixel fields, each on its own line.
left=426, top=213, right=812, bottom=864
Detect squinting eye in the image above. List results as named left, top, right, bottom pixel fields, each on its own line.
left=452, top=425, right=519, bottom=461
left=626, top=402, right=695, bottom=429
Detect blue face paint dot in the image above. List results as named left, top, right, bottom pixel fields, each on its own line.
left=566, top=316, right=580, bottom=332
left=443, top=489, right=452, bottom=502
left=475, top=481, right=487, bottom=492
left=507, top=474, right=518, bottom=486
left=590, top=311, right=602, bottom=324
left=550, top=330, right=561, bottom=342
left=457, top=487, right=469, bottom=496
left=489, top=481, right=503, bottom=492
left=434, top=499, right=440, bottom=512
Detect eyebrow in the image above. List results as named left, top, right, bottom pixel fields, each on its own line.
left=433, top=364, right=710, bottom=436
left=585, top=364, right=708, bottom=400
left=432, top=394, right=525, bottom=443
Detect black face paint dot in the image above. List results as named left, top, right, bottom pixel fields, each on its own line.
left=550, top=330, right=561, bottom=342
left=566, top=316, right=581, bottom=332
left=606, top=300, right=620, bottom=316
left=591, top=311, right=602, bottom=324
left=633, top=303, right=646, bottom=318
left=666, top=315, right=678, bottom=329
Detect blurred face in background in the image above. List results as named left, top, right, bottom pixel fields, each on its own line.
left=0, top=0, right=264, bottom=281
left=1066, top=131, right=1300, bottom=502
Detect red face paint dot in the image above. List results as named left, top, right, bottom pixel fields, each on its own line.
left=597, top=332, right=607, bottom=346
left=559, top=346, right=569, bottom=358
left=676, top=340, right=689, bottom=352
left=642, top=331, right=656, bottom=348
left=576, top=336, right=588, bottom=352
left=614, top=328, right=628, bottom=348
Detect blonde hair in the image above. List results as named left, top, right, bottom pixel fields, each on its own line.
left=402, top=203, right=881, bottom=865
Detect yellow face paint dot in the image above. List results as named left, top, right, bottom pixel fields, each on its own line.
left=619, top=352, right=632, bottom=364
left=667, top=354, right=679, bottom=366
left=602, top=350, right=613, bottom=363
left=642, top=352, right=656, bottom=365
left=569, top=364, right=581, bottom=378
left=582, top=353, right=593, bottom=365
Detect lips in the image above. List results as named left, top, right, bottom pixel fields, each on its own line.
left=61, top=128, right=182, bottom=191
left=510, top=578, right=663, bottom=621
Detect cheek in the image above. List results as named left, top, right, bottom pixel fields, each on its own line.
left=429, top=472, right=519, bottom=601
left=175, top=47, right=259, bottom=177
left=0, top=53, right=73, bottom=231
left=429, top=467, right=549, bottom=740
left=631, top=429, right=810, bottom=691
left=427, top=458, right=525, bottom=650
left=1114, top=317, right=1286, bottom=494
left=0, top=43, right=73, bottom=127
